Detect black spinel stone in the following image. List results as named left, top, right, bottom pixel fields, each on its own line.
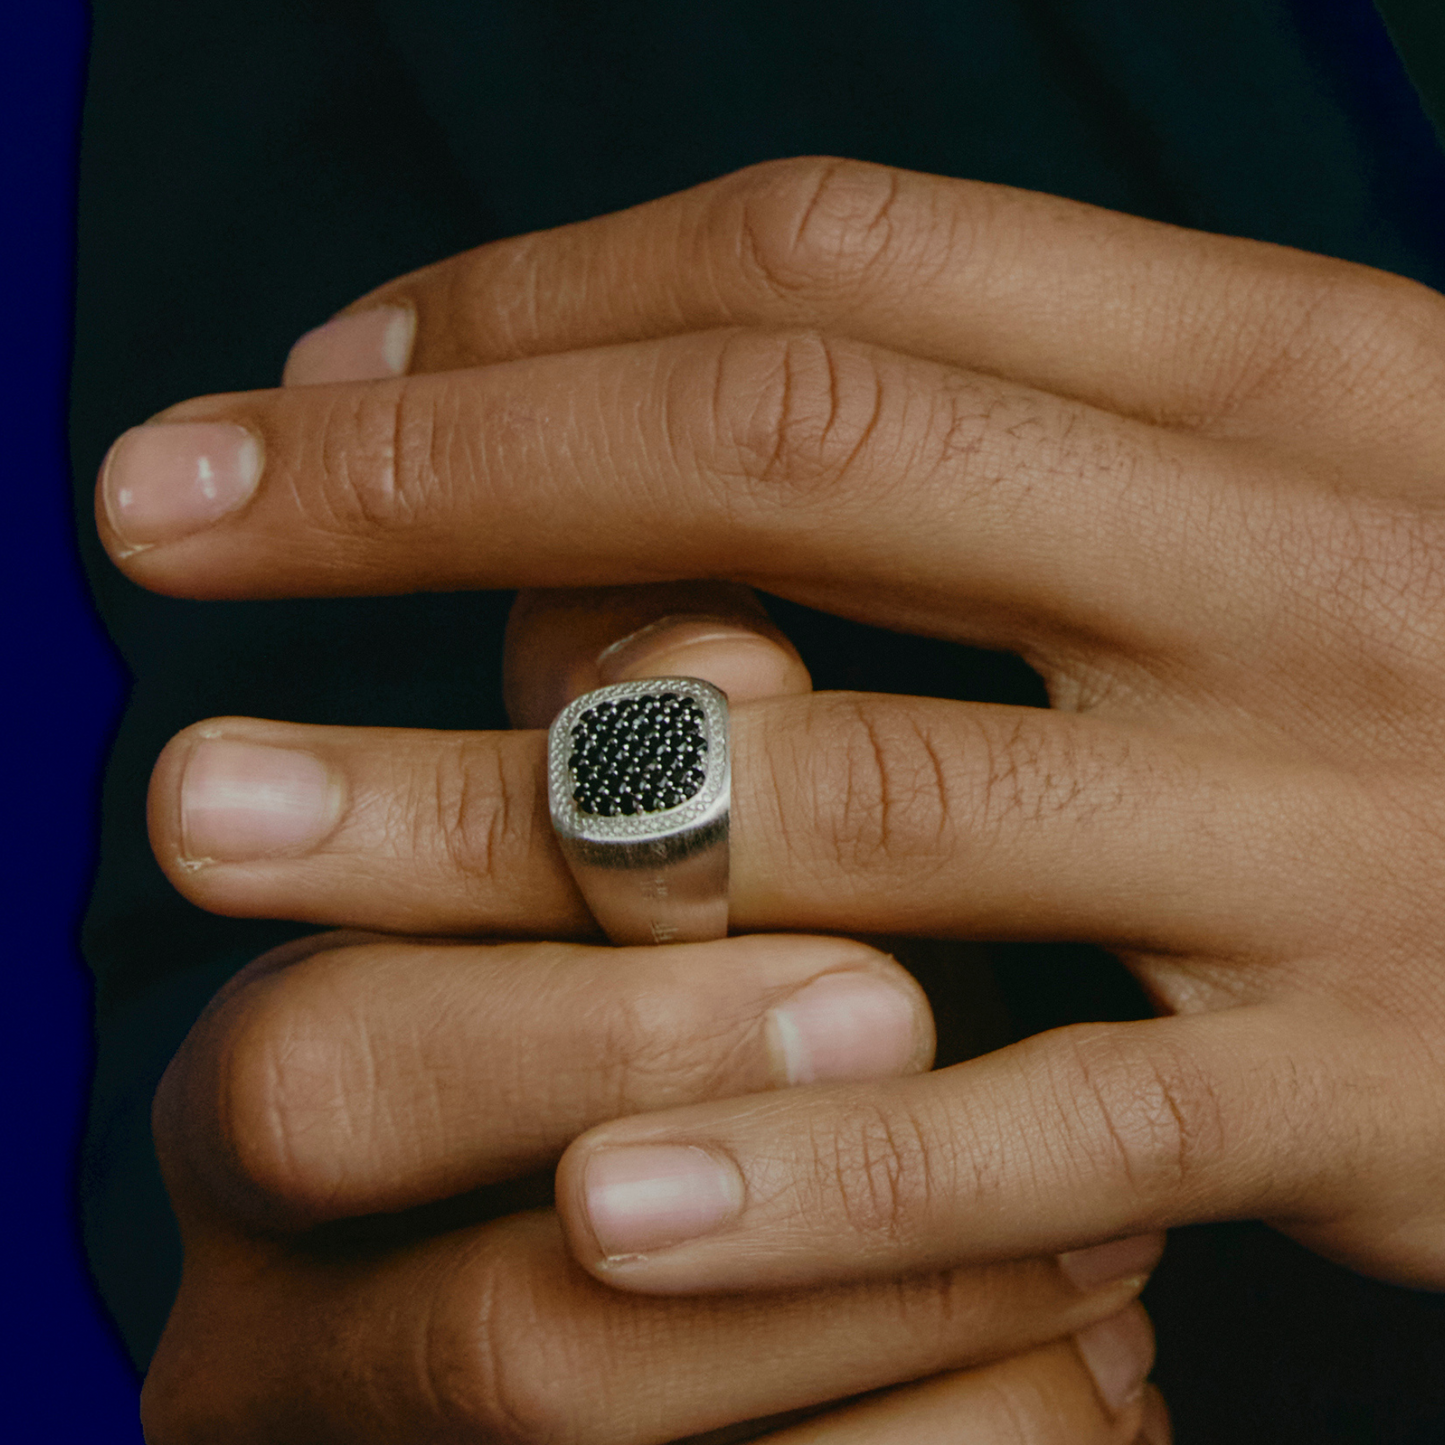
left=568, top=692, right=710, bottom=816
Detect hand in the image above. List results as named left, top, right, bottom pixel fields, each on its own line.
left=102, top=156, right=1445, bottom=1292
left=139, top=592, right=1164, bottom=1443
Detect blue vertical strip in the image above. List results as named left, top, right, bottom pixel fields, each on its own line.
left=1288, top=0, right=1445, bottom=278
left=1, top=1, right=140, bottom=1437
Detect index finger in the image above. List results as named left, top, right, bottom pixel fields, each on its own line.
left=554, top=1001, right=1445, bottom=1293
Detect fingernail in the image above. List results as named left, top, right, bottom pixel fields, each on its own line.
left=1057, top=1233, right=1165, bottom=1293
left=597, top=614, right=802, bottom=700
left=765, top=972, right=920, bottom=1086
left=584, top=1145, right=743, bottom=1259
left=1074, top=1304, right=1155, bottom=1417
left=283, top=305, right=415, bottom=385
left=101, top=423, right=261, bottom=551
left=181, top=740, right=341, bottom=864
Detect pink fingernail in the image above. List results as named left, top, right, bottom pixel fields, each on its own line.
left=584, top=1145, right=743, bottom=1259
left=181, top=740, right=341, bottom=864
left=1074, top=1304, right=1155, bottom=1417
left=765, top=972, right=920, bottom=1085
left=101, top=423, right=260, bottom=551
left=1057, top=1233, right=1165, bottom=1293
left=283, top=305, right=415, bottom=385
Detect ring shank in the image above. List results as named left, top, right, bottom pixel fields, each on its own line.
left=562, top=822, right=729, bottom=945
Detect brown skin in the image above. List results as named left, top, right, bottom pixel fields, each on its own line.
left=146, top=927, right=1160, bottom=1443
left=109, top=150, right=1445, bottom=1434
left=142, top=608, right=1162, bottom=1442
left=142, top=591, right=1163, bottom=1442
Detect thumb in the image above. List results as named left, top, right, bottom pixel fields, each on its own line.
left=503, top=582, right=812, bottom=728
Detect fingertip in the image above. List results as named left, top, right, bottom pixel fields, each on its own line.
left=597, top=614, right=811, bottom=702
left=147, top=718, right=222, bottom=870
left=1074, top=1302, right=1155, bottom=1420
left=763, top=965, right=935, bottom=1086
left=504, top=584, right=811, bottom=727
left=282, top=305, right=415, bottom=386
left=1057, top=1233, right=1166, bottom=1294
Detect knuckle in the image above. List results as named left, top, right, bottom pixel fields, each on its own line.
left=928, top=370, right=1004, bottom=476
left=1056, top=1027, right=1227, bottom=1207
left=967, top=712, right=1134, bottom=833
left=592, top=982, right=743, bottom=1113
left=423, top=1245, right=590, bottom=1444
left=874, top=1267, right=969, bottom=1337
left=730, top=156, right=912, bottom=303
left=796, top=697, right=954, bottom=877
left=452, top=231, right=546, bottom=360
left=156, top=951, right=391, bottom=1222
left=970, top=1365, right=1072, bottom=1445
left=702, top=327, right=887, bottom=505
left=210, top=966, right=368, bottom=1218
left=808, top=1095, right=936, bottom=1244
left=1228, top=266, right=1445, bottom=428
left=426, top=735, right=543, bottom=893
left=302, top=375, right=455, bottom=536
left=1306, top=273, right=1445, bottom=393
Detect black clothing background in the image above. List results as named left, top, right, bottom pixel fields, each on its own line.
left=70, top=2, right=1445, bottom=1438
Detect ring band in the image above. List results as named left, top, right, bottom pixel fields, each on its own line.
left=548, top=677, right=730, bottom=945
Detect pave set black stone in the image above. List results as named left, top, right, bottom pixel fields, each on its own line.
left=568, top=692, right=709, bottom=816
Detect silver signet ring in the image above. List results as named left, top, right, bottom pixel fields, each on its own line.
left=548, top=677, right=730, bottom=945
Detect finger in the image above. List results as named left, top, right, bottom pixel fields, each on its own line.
left=96, top=327, right=1298, bottom=666
left=1138, top=1384, right=1173, bottom=1445
left=154, top=933, right=933, bottom=1229
left=503, top=581, right=810, bottom=729
left=283, top=156, right=1445, bottom=453
left=738, top=1312, right=1154, bottom=1444
left=149, top=696, right=1368, bottom=958
left=143, top=1207, right=1157, bottom=1445
left=555, top=1000, right=1445, bottom=1293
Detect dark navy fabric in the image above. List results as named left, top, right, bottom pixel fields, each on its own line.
left=1291, top=0, right=1445, bottom=278
left=1375, top=0, right=1445, bottom=145
left=71, top=3, right=1445, bottom=1437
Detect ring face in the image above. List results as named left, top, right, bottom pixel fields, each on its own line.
left=549, top=677, right=730, bottom=944
left=566, top=689, right=713, bottom=820
left=549, top=677, right=730, bottom=853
